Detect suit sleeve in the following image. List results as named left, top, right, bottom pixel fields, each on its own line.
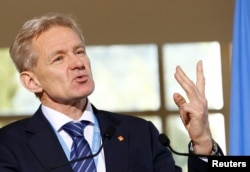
left=187, top=141, right=224, bottom=172
left=148, top=121, right=226, bottom=172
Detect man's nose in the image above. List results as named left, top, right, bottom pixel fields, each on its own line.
left=69, top=54, right=85, bottom=70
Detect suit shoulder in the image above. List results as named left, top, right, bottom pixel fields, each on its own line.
left=100, top=109, right=149, bottom=122
left=0, top=117, right=31, bottom=136
left=97, top=109, right=156, bottom=132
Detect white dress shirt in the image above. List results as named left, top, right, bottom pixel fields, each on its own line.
left=41, top=101, right=106, bottom=172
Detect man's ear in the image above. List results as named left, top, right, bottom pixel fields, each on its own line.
left=20, top=71, right=43, bottom=93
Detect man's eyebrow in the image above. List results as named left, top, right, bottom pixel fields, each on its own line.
left=48, top=50, right=65, bottom=59
left=48, top=43, right=85, bottom=57
left=75, top=43, right=85, bottom=49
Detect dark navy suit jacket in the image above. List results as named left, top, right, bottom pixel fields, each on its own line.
left=0, top=105, right=214, bottom=172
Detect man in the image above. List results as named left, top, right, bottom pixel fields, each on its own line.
left=0, top=12, right=223, bottom=172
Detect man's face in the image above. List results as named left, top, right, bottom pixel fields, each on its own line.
left=30, top=26, right=95, bottom=104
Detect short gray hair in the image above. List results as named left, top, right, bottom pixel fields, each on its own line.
left=9, top=12, right=85, bottom=73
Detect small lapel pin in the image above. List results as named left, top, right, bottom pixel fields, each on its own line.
left=117, top=135, right=124, bottom=142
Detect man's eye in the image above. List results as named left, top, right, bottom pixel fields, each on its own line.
left=77, top=50, right=85, bottom=54
left=53, top=56, right=63, bottom=62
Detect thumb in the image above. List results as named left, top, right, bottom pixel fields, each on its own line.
left=173, top=93, right=189, bottom=126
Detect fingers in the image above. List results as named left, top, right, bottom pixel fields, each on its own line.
left=174, top=60, right=205, bottom=102
left=196, top=60, right=205, bottom=96
left=174, top=65, right=196, bottom=102
left=174, top=65, right=192, bottom=90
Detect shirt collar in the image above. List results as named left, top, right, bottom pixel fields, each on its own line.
left=41, top=100, right=95, bottom=132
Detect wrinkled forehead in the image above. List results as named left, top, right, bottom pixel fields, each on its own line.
left=31, top=26, right=85, bottom=56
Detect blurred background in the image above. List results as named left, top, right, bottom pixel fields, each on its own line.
left=0, top=0, right=235, bottom=171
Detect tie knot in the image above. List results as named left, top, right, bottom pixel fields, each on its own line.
left=62, top=120, right=90, bottom=138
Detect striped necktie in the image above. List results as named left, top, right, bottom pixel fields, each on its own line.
left=62, top=121, right=97, bottom=172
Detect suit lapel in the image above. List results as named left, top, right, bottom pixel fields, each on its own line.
left=26, top=107, right=73, bottom=172
left=26, top=105, right=131, bottom=172
left=93, top=106, right=129, bottom=172
left=104, top=127, right=129, bottom=172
